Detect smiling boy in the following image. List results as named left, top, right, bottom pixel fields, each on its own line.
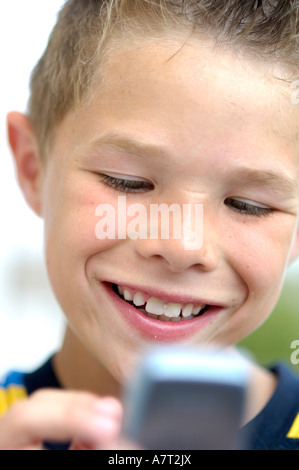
left=1, top=0, right=299, bottom=450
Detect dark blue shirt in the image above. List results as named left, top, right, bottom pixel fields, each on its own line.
left=1, top=358, right=299, bottom=449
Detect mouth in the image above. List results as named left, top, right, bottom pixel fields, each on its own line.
left=101, top=281, right=223, bottom=342
left=112, top=283, right=211, bottom=321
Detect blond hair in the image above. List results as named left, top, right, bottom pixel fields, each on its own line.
left=28, top=0, right=299, bottom=159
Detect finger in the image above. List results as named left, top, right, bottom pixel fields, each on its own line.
left=104, top=438, right=144, bottom=450
left=0, top=389, right=123, bottom=450
left=70, top=437, right=143, bottom=451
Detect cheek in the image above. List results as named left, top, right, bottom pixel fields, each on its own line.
left=217, top=219, right=296, bottom=344
left=46, top=180, right=118, bottom=253
left=43, top=179, right=121, bottom=301
left=227, top=218, right=294, bottom=298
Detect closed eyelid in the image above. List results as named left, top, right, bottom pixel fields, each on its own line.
left=233, top=197, right=271, bottom=208
left=99, top=174, right=154, bottom=193
left=101, top=172, right=148, bottom=181
left=224, top=198, right=274, bottom=217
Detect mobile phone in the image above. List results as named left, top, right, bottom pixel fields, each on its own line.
left=122, top=346, right=249, bottom=450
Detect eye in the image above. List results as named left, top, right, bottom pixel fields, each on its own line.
left=99, top=174, right=154, bottom=193
left=225, top=198, right=274, bottom=218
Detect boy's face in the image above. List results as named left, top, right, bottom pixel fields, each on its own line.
left=12, top=38, right=299, bottom=384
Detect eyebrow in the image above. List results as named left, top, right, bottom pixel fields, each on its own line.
left=90, top=132, right=298, bottom=197
left=90, top=131, right=160, bottom=157
left=230, top=167, right=297, bottom=197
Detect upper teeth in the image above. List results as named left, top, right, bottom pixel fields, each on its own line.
left=117, top=285, right=206, bottom=319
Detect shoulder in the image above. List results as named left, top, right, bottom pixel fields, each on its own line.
left=0, top=356, right=61, bottom=418
left=0, top=370, right=28, bottom=417
left=241, top=363, right=299, bottom=450
left=272, top=364, right=299, bottom=440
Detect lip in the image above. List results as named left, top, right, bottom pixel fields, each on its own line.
left=101, top=281, right=224, bottom=342
left=110, top=281, right=220, bottom=307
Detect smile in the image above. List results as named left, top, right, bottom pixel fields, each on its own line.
left=113, top=284, right=210, bottom=321
left=101, top=281, right=224, bottom=342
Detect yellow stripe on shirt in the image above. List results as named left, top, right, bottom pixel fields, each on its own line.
left=287, top=413, right=299, bottom=439
left=0, top=385, right=27, bottom=416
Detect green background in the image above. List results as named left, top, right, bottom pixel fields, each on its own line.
left=237, top=271, right=299, bottom=374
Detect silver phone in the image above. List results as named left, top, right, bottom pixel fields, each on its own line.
left=122, top=346, right=249, bottom=450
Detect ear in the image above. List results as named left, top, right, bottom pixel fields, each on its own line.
left=7, top=111, right=43, bottom=217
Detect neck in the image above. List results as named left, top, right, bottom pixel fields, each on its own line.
left=53, top=327, right=121, bottom=398
left=237, top=351, right=278, bottom=425
left=53, top=330, right=277, bottom=425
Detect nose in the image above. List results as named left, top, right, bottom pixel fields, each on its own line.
left=134, top=204, right=219, bottom=273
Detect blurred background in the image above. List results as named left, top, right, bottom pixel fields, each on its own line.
left=0, top=1, right=66, bottom=377
left=0, top=1, right=298, bottom=378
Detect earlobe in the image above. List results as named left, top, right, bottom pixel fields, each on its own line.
left=7, top=111, right=43, bottom=217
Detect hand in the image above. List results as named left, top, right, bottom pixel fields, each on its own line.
left=0, top=389, right=124, bottom=450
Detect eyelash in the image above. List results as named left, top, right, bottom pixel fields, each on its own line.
left=100, top=175, right=154, bottom=193
left=100, top=176, right=274, bottom=217
left=224, top=198, right=273, bottom=218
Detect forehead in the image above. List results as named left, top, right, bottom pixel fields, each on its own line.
left=86, top=38, right=295, bottom=136
left=63, top=37, right=299, bottom=186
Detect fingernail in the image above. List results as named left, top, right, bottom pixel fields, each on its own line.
left=93, top=398, right=122, bottom=417
left=91, top=415, right=118, bottom=432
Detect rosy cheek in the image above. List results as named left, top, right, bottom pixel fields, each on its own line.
left=224, top=219, right=292, bottom=296
left=65, top=184, right=125, bottom=254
